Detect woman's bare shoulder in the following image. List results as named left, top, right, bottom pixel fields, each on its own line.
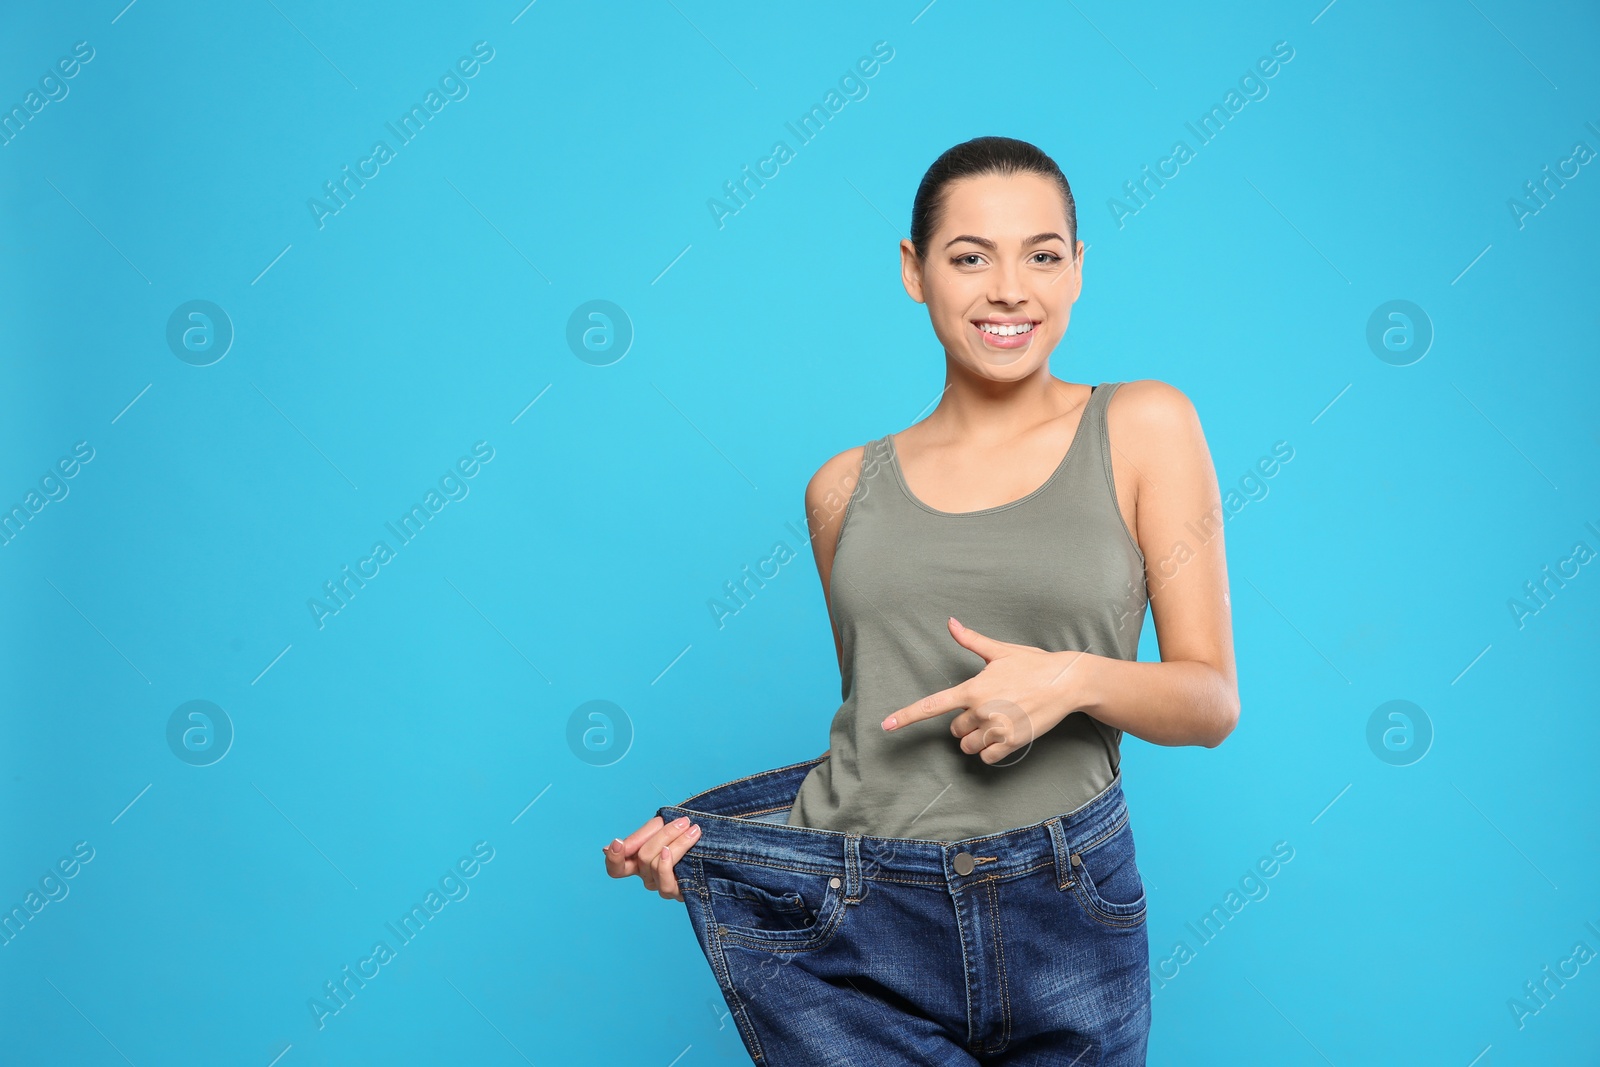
left=1106, top=378, right=1218, bottom=513
left=804, top=443, right=871, bottom=528
left=1107, top=379, right=1208, bottom=451
left=803, top=443, right=872, bottom=606
left=1108, top=378, right=1199, bottom=421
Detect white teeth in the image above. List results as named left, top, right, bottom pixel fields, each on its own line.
left=978, top=321, right=1034, bottom=337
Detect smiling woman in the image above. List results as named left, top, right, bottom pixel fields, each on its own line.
left=609, top=135, right=1239, bottom=1065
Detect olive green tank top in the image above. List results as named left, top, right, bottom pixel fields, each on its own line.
left=786, top=381, right=1148, bottom=841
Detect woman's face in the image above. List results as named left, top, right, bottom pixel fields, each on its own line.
left=901, top=171, right=1083, bottom=376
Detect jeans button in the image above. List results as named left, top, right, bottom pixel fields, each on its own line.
left=953, top=851, right=975, bottom=875
left=829, top=876, right=841, bottom=888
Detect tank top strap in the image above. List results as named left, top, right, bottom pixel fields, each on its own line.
left=1088, top=380, right=1117, bottom=421
left=833, top=434, right=896, bottom=555
left=1085, top=380, right=1121, bottom=481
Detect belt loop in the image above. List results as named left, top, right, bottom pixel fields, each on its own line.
left=1046, top=816, right=1070, bottom=889
left=845, top=834, right=861, bottom=897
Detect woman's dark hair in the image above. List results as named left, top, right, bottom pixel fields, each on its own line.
left=909, top=136, right=1077, bottom=262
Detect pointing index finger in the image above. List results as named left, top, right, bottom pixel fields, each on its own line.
left=883, top=687, right=967, bottom=731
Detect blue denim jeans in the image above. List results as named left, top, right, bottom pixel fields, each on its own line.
left=658, top=752, right=1152, bottom=1065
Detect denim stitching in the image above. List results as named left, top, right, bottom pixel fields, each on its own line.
left=951, top=873, right=978, bottom=1050
left=678, top=772, right=1126, bottom=851
left=1048, top=817, right=1072, bottom=890
left=987, top=879, right=1012, bottom=1053
left=715, top=886, right=849, bottom=954
left=714, top=939, right=768, bottom=1062
left=703, top=860, right=848, bottom=949
left=671, top=794, right=1128, bottom=852
left=1070, top=813, right=1147, bottom=928
left=942, top=773, right=1125, bottom=851
left=664, top=808, right=853, bottom=843
left=867, top=873, right=946, bottom=887
left=1071, top=885, right=1146, bottom=929
left=730, top=803, right=796, bottom=819
left=697, top=854, right=768, bottom=1062
left=846, top=835, right=862, bottom=899
left=1072, top=806, right=1130, bottom=856
left=689, top=853, right=841, bottom=878
left=1075, top=878, right=1145, bottom=925
left=957, top=858, right=1058, bottom=894
left=693, top=852, right=1048, bottom=889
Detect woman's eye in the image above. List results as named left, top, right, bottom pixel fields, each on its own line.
left=950, top=252, right=1061, bottom=267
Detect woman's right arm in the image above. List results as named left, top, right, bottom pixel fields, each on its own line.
left=803, top=445, right=868, bottom=671
left=602, top=444, right=867, bottom=900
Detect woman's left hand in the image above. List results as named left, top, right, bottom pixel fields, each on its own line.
left=880, top=617, right=1100, bottom=765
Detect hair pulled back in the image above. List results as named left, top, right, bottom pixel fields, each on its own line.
left=909, top=136, right=1077, bottom=262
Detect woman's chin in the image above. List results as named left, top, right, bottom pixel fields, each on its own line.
left=962, top=336, right=1056, bottom=373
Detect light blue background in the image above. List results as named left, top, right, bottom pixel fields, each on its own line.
left=3, top=1, right=1597, bottom=1064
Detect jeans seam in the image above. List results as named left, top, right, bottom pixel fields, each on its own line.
left=715, top=891, right=848, bottom=953
left=1072, top=806, right=1130, bottom=857
left=731, top=803, right=794, bottom=819
left=987, top=858, right=1055, bottom=885
left=1050, top=808, right=1147, bottom=927
left=864, top=873, right=946, bottom=887
left=690, top=853, right=839, bottom=878
left=1071, top=814, right=1147, bottom=928
left=988, top=880, right=1012, bottom=1053
left=952, top=882, right=978, bottom=1050
left=705, top=919, right=767, bottom=1060
left=947, top=774, right=1125, bottom=853
left=1073, top=883, right=1147, bottom=928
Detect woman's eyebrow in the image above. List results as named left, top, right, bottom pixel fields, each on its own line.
left=943, top=232, right=1068, bottom=251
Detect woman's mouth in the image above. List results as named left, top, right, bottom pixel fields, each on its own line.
left=972, top=319, right=1038, bottom=349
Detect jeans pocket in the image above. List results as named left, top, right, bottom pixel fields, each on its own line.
left=1069, top=814, right=1147, bottom=928
left=697, top=855, right=848, bottom=951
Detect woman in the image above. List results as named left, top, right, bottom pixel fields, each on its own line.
left=603, top=136, right=1238, bottom=1064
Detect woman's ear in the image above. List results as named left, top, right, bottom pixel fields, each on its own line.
left=900, top=238, right=927, bottom=304
left=1065, top=240, right=1086, bottom=302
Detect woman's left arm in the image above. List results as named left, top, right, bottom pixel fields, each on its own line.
left=1077, top=378, right=1239, bottom=748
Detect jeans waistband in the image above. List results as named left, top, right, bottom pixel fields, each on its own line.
left=656, top=752, right=1131, bottom=889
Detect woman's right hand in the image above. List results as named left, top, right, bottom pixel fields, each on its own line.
left=601, top=814, right=702, bottom=901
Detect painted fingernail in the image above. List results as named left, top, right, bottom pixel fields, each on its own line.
left=883, top=717, right=897, bottom=730
left=688, top=824, right=701, bottom=835
left=673, top=816, right=690, bottom=829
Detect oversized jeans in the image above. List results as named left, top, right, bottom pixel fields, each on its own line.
left=658, top=752, right=1152, bottom=1065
